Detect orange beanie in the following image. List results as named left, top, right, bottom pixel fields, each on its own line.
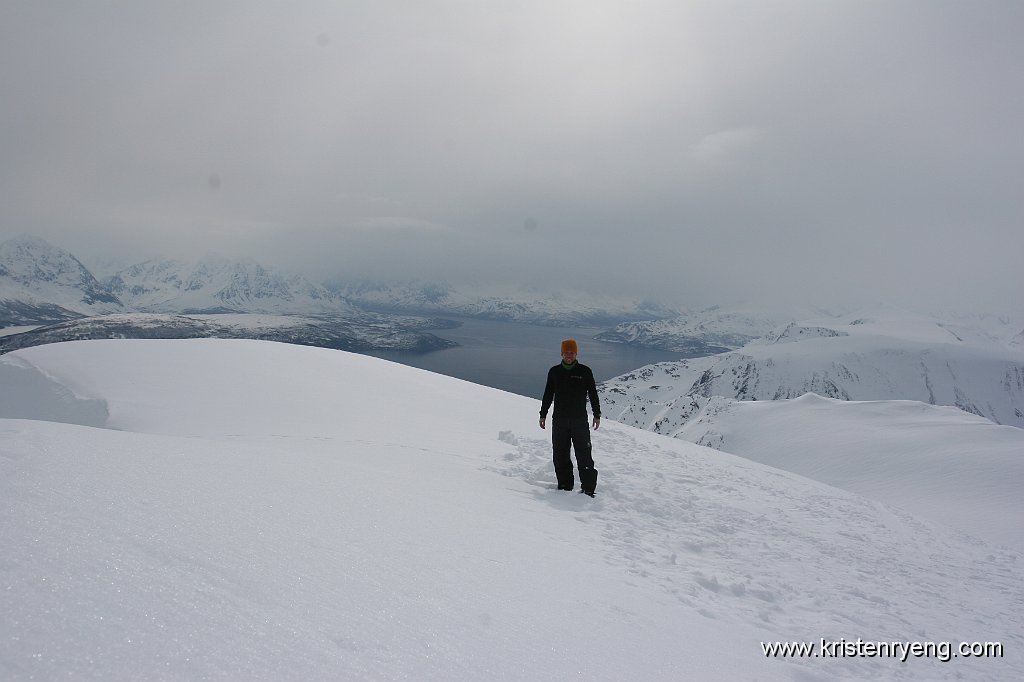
left=560, top=338, right=578, bottom=354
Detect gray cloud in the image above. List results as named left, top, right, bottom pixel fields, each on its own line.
left=2, top=1, right=1021, bottom=314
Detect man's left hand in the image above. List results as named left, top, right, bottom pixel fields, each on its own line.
left=593, top=417, right=601, bottom=430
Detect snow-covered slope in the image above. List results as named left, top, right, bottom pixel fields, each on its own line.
left=105, top=255, right=352, bottom=315
left=602, top=311, right=1024, bottom=429
left=675, top=393, right=1024, bottom=548
left=0, top=236, right=124, bottom=322
left=1, top=340, right=1021, bottom=680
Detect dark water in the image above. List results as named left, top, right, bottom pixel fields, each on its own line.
left=365, top=316, right=686, bottom=398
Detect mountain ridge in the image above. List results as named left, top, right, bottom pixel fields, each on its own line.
left=2, top=236, right=677, bottom=328
left=600, top=311, right=1024, bottom=432
left=0, top=236, right=125, bottom=321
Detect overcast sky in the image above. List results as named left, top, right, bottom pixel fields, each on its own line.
left=1, top=1, right=1021, bottom=313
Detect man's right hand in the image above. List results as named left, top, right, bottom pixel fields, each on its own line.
left=539, top=416, right=546, bottom=429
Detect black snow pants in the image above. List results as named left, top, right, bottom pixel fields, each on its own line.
left=551, top=416, right=595, bottom=491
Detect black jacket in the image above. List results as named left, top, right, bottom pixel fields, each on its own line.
left=540, top=362, right=601, bottom=421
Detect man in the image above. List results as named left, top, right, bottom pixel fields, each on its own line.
left=539, top=338, right=600, bottom=496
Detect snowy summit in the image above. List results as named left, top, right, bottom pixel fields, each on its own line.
left=1, top=339, right=1021, bottom=680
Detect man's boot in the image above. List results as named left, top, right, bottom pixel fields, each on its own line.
left=580, top=467, right=598, bottom=497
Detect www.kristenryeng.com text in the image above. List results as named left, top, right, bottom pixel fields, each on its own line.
left=761, top=638, right=1003, bottom=663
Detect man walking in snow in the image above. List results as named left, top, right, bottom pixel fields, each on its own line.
left=539, top=338, right=600, bottom=496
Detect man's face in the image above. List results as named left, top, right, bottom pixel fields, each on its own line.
left=561, top=350, right=577, bottom=363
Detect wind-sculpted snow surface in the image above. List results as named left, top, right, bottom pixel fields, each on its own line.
left=1, top=340, right=1021, bottom=680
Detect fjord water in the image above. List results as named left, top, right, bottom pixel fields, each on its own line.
left=365, top=316, right=684, bottom=397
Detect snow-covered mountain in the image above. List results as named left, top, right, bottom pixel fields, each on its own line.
left=2, top=236, right=678, bottom=332
left=0, top=236, right=358, bottom=325
left=600, top=310, right=1024, bottom=430
left=597, top=304, right=1024, bottom=355
left=0, top=238, right=465, bottom=354
left=0, top=236, right=124, bottom=323
left=595, top=305, right=784, bottom=353
left=1, top=339, right=1021, bottom=680
left=103, top=254, right=353, bottom=315
left=331, top=279, right=676, bottom=326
